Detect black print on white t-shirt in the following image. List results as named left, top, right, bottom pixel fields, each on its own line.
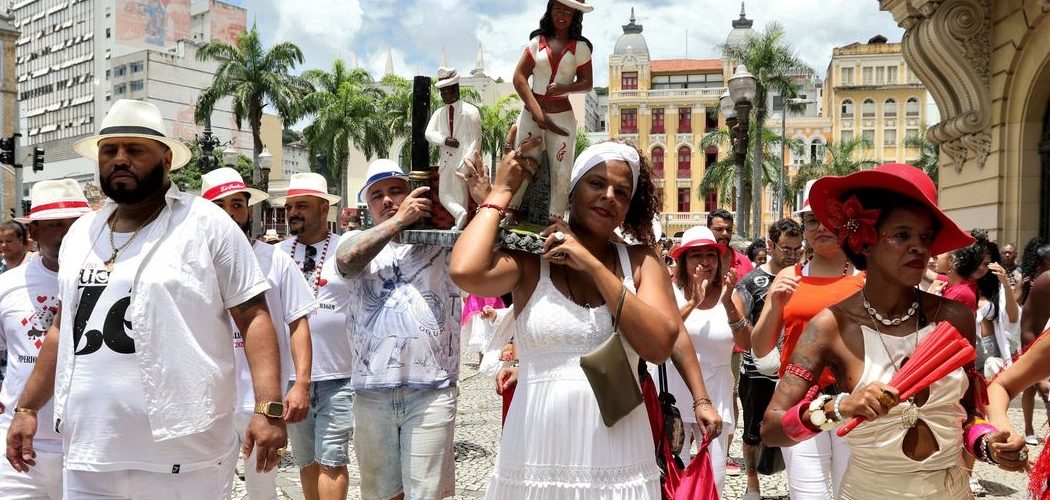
left=73, top=274, right=136, bottom=356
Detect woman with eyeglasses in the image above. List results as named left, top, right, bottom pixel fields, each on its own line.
left=749, top=179, right=865, bottom=499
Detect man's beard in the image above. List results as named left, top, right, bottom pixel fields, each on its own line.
left=101, top=159, right=166, bottom=204
left=288, top=216, right=305, bottom=236
left=239, top=219, right=252, bottom=236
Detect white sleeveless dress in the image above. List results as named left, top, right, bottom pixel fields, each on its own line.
left=839, top=324, right=971, bottom=499
left=485, top=244, right=660, bottom=499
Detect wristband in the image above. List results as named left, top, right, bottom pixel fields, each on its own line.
left=729, top=318, right=748, bottom=332
left=784, top=363, right=816, bottom=385
left=13, top=407, right=37, bottom=415
left=783, top=399, right=820, bottom=442
left=833, top=392, right=848, bottom=422
left=692, top=396, right=712, bottom=410
left=476, top=204, right=506, bottom=217
left=965, top=423, right=997, bottom=455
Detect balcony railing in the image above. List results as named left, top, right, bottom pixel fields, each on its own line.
left=611, top=88, right=725, bottom=101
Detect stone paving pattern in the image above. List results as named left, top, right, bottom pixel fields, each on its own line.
left=237, top=362, right=1040, bottom=499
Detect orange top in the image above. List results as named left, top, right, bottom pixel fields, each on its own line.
left=778, top=263, right=865, bottom=388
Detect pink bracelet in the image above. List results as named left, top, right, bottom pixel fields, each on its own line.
left=782, top=399, right=820, bottom=442
left=965, top=423, right=997, bottom=454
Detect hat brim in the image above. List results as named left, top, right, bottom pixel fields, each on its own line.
left=435, top=77, right=460, bottom=88
left=73, top=133, right=193, bottom=171
left=271, top=192, right=342, bottom=207
left=554, top=0, right=593, bottom=12
left=809, top=171, right=974, bottom=255
left=210, top=187, right=270, bottom=207
left=358, top=174, right=410, bottom=203
left=14, top=209, right=91, bottom=224
left=669, top=239, right=727, bottom=260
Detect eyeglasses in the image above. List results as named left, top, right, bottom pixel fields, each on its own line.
left=801, top=216, right=821, bottom=230
left=302, top=245, right=317, bottom=273
left=773, top=242, right=804, bottom=255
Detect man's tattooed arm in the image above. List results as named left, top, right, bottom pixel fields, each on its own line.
left=336, top=217, right=406, bottom=278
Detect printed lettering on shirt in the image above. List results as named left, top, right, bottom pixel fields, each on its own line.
left=73, top=268, right=136, bottom=356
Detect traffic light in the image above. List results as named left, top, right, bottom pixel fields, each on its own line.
left=32, top=147, right=44, bottom=173
left=0, top=137, right=13, bottom=165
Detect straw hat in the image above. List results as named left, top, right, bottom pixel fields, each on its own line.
left=271, top=173, right=342, bottom=206
left=15, top=179, right=92, bottom=223
left=73, top=99, right=193, bottom=170
left=554, top=0, right=593, bottom=13
left=200, top=167, right=268, bottom=206
left=436, top=67, right=459, bottom=89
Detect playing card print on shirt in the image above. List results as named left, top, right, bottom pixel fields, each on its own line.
left=21, top=294, right=58, bottom=351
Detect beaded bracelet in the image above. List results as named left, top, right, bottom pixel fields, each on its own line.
left=980, top=434, right=1000, bottom=465
left=692, top=396, right=712, bottom=409
left=833, top=392, right=848, bottom=422
left=784, top=363, right=816, bottom=385
left=476, top=204, right=506, bottom=217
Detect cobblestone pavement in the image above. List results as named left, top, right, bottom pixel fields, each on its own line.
left=235, top=363, right=1041, bottom=499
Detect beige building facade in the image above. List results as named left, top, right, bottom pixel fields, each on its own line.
left=0, top=14, right=18, bottom=217
left=878, top=0, right=1050, bottom=245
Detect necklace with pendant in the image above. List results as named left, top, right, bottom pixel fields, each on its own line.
left=865, top=293, right=922, bottom=429
left=291, top=233, right=332, bottom=296
left=102, top=205, right=164, bottom=272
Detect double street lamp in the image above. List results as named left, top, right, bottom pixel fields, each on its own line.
left=720, top=64, right=757, bottom=237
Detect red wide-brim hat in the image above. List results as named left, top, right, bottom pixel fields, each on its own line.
left=809, top=163, right=974, bottom=256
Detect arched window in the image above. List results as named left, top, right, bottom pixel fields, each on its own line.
left=862, top=98, right=876, bottom=117
left=841, top=99, right=854, bottom=119
left=884, top=98, right=897, bottom=118
left=906, top=97, right=920, bottom=117
left=651, top=146, right=665, bottom=176
left=809, top=138, right=825, bottom=163
left=677, top=146, right=691, bottom=177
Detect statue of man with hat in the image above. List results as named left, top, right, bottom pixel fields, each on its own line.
left=425, top=67, right=481, bottom=230
left=6, top=99, right=286, bottom=499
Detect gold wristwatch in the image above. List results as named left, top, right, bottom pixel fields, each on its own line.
left=254, top=401, right=284, bottom=418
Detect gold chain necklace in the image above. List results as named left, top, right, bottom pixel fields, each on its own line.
left=103, top=205, right=164, bottom=272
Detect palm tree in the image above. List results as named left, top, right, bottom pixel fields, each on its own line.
left=700, top=124, right=801, bottom=208
left=478, top=94, right=521, bottom=173
left=789, top=137, right=878, bottom=208
left=195, top=24, right=308, bottom=165
left=575, top=128, right=591, bottom=158
left=903, top=129, right=939, bottom=186
left=299, top=60, right=388, bottom=204
left=721, top=22, right=812, bottom=236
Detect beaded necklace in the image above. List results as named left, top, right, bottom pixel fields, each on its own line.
left=291, top=232, right=332, bottom=295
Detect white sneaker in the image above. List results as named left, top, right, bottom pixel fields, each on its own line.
left=1026, top=434, right=1040, bottom=446
left=741, top=492, right=762, bottom=500
left=970, top=477, right=986, bottom=497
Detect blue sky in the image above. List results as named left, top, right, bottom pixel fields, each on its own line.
left=242, top=0, right=904, bottom=86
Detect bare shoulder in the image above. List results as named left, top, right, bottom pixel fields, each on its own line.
left=774, top=263, right=800, bottom=280
left=922, top=291, right=977, bottom=340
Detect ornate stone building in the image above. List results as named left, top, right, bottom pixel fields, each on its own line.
left=878, top=0, right=1050, bottom=243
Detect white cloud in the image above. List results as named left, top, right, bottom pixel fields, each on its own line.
left=270, top=0, right=364, bottom=67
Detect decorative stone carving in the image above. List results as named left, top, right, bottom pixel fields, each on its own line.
left=884, top=0, right=992, bottom=171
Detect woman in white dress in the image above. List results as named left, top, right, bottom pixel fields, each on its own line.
left=451, top=138, right=721, bottom=498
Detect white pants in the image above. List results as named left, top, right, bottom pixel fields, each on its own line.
left=63, top=446, right=238, bottom=500
left=511, top=108, right=577, bottom=219
left=437, top=150, right=470, bottom=229
left=236, top=412, right=278, bottom=499
left=0, top=447, right=63, bottom=499
left=782, top=429, right=851, bottom=500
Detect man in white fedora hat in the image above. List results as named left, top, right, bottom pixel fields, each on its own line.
left=425, top=66, right=481, bottom=229
left=202, top=167, right=318, bottom=499
left=0, top=179, right=91, bottom=498
left=336, top=158, right=461, bottom=499
left=5, top=99, right=286, bottom=499
left=272, top=172, right=354, bottom=500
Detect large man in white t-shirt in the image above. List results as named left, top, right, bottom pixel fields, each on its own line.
left=5, top=100, right=286, bottom=499
left=0, top=179, right=92, bottom=498
left=273, top=172, right=353, bottom=500
left=336, top=159, right=461, bottom=499
left=202, top=167, right=317, bottom=499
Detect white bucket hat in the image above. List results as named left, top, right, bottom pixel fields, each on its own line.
left=200, top=167, right=268, bottom=206
left=73, top=99, right=193, bottom=170
left=15, top=179, right=92, bottom=223
left=794, top=179, right=818, bottom=215
left=554, top=0, right=593, bottom=13
left=358, top=159, right=409, bottom=203
left=436, top=67, right=459, bottom=89
left=271, top=172, right=342, bottom=206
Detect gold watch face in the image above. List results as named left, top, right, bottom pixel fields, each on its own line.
left=258, top=402, right=283, bottom=417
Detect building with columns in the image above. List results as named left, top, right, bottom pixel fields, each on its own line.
left=877, top=0, right=1050, bottom=245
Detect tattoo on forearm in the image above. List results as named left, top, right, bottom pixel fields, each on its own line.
left=236, top=293, right=266, bottom=313
left=336, top=219, right=402, bottom=276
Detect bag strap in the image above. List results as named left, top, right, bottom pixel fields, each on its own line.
left=658, top=362, right=669, bottom=394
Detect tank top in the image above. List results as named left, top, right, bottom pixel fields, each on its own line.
left=778, top=262, right=865, bottom=388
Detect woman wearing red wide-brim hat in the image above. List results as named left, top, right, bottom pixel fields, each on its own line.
left=760, top=163, right=1027, bottom=498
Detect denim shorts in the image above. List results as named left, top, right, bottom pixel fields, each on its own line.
left=286, top=378, right=354, bottom=468
left=353, top=386, right=458, bottom=500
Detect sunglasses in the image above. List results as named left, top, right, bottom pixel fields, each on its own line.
left=302, top=245, right=317, bottom=273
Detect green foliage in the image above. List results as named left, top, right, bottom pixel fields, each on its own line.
left=575, top=128, right=591, bottom=159
left=699, top=124, right=799, bottom=207
left=903, top=128, right=939, bottom=186
left=789, top=137, right=878, bottom=209
left=195, top=23, right=309, bottom=159
left=478, top=94, right=521, bottom=170
left=171, top=141, right=254, bottom=192
left=379, top=74, right=482, bottom=170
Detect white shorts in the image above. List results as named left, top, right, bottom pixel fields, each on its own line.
left=0, top=448, right=63, bottom=499
left=63, top=446, right=238, bottom=500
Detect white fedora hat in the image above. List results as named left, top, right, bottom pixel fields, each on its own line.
left=201, top=167, right=268, bottom=206
left=271, top=172, right=342, bottom=206
left=794, top=179, right=818, bottom=215
left=358, top=159, right=409, bottom=203
left=436, top=67, right=459, bottom=89
left=554, top=0, right=593, bottom=13
left=15, top=179, right=92, bottom=223
left=73, top=99, right=193, bottom=170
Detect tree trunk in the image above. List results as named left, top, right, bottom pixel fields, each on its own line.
left=250, top=110, right=263, bottom=238
left=339, top=152, right=350, bottom=210
left=751, top=121, right=764, bottom=240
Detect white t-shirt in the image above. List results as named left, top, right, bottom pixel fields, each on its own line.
left=0, top=257, right=62, bottom=453
left=278, top=233, right=352, bottom=381
left=232, top=241, right=318, bottom=413
left=344, top=241, right=461, bottom=390
left=64, top=225, right=235, bottom=473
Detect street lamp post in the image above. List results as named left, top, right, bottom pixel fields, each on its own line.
left=256, top=148, right=273, bottom=235
left=725, top=65, right=757, bottom=237
left=778, top=97, right=816, bottom=217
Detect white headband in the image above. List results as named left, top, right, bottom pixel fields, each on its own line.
left=568, top=142, right=642, bottom=198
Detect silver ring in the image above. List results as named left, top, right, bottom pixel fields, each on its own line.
left=1020, top=449, right=1029, bottom=462
left=553, top=231, right=566, bottom=242
left=552, top=252, right=568, bottom=260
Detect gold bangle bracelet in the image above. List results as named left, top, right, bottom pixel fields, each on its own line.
left=14, top=407, right=37, bottom=415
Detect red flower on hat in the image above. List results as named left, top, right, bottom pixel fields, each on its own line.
left=824, top=195, right=880, bottom=254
